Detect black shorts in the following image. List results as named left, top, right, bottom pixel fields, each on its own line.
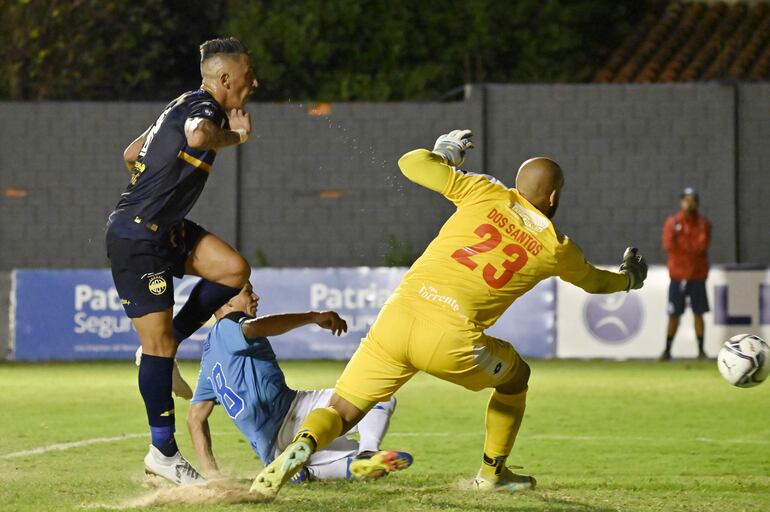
left=667, top=280, right=710, bottom=316
left=106, top=219, right=207, bottom=318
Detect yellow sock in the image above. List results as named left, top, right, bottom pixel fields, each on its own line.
left=480, top=388, right=527, bottom=478
left=292, top=407, right=344, bottom=452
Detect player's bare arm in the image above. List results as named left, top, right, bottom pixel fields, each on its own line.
left=242, top=311, right=348, bottom=338
left=122, top=126, right=151, bottom=172
left=186, top=400, right=220, bottom=477
left=184, top=109, right=251, bottom=151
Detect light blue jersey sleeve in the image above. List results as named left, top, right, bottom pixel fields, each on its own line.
left=216, top=316, right=252, bottom=353
left=191, top=367, right=216, bottom=404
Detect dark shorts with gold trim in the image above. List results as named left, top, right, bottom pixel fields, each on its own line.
left=106, top=219, right=206, bottom=318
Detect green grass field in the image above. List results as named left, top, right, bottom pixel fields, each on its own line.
left=1, top=359, right=768, bottom=511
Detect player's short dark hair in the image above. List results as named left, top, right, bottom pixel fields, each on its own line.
left=200, top=37, right=248, bottom=63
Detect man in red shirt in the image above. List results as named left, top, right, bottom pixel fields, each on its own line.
left=661, top=187, right=711, bottom=360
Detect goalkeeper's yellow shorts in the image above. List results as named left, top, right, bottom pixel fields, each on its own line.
left=335, top=301, right=523, bottom=412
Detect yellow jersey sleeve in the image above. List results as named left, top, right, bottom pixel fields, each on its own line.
left=398, top=148, right=506, bottom=206
left=398, top=149, right=452, bottom=193
left=557, top=238, right=630, bottom=294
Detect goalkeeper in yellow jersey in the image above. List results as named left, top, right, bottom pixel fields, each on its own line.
left=251, top=129, right=648, bottom=497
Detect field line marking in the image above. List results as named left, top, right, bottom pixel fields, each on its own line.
left=3, top=431, right=769, bottom=460
left=0, top=433, right=146, bottom=460
left=387, top=432, right=479, bottom=437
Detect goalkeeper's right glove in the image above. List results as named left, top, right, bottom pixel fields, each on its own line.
left=432, top=129, right=474, bottom=167
left=619, top=247, right=647, bottom=291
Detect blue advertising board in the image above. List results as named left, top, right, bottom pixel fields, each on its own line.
left=11, top=268, right=556, bottom=361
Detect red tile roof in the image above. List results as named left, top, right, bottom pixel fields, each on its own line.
left=594, top=2, right=770, bottom=82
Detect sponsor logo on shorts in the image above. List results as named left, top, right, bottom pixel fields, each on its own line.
left=583, top=293, right=643, bottom=344
left=474, top=345, right=509, bottom=377
left=148, top=276, right=167, bottom=296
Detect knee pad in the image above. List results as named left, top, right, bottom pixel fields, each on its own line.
left=498, top=360, right=530, bottom=395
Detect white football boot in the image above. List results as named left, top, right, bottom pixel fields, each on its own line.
left=144, top=445, right=206, bottom=486
left=134, top=346, right=193, bottom=400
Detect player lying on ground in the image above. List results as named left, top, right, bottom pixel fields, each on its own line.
left=186, top=283, right=413, bottom=483
left=106, top=38, right=258, bottom=485
left=252, top=130, right=648, bottom=497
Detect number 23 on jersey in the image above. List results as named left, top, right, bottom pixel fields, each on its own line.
left=451, top=223, right=529, bottom=289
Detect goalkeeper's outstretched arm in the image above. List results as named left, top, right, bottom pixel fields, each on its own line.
left=570, top=265, right=631, bottom=294
left=187, top=400, right=220, bottom=477
left=560, top=247, right=647, bottom=293
left=398, top=149, right=453, bottom=193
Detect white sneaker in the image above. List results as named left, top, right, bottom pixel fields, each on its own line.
left=144, top=445, right=206, bottom=486
left=134, top=347, right=194, bottom=400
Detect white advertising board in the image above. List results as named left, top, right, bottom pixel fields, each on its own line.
left=556, top=266, right=770, bottom=359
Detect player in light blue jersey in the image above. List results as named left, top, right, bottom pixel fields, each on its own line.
left=186, top=283, right=413, bottom=483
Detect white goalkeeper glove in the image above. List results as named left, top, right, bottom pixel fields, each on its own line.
left=619, top=247, right=647, bottom=291
left=432, top=129, right=474, bottom=167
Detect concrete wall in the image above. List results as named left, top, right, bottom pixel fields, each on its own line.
left=484, top=83, right=737, bottom=265
left=737, top=83, right=770, bottom=265
left=0, top=102, right=238, bottom=269
left=0, top=83, right=767, bottom=271
left=0, top=272, right=9, bottom=360
left=239, top=101, right=479, bottom=266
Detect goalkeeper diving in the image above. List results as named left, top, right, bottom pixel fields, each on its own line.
left=252, top=129, right=648, bottom=497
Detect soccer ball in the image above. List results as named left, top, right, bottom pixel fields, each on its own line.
left=717, top=334, right=769, bottom=388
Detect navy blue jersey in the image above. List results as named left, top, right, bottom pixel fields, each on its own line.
left=192, top=312, right=297, bottom=464
left=107, top=89, right=227, bottom=241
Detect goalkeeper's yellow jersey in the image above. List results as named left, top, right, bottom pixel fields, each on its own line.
left=390, top=149, right=629, bottom=332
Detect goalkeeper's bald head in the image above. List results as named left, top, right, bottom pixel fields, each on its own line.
left=515, top=157, right=564, bottom=219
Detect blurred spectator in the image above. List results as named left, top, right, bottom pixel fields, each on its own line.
left=661, top=187, right=711, bottom=360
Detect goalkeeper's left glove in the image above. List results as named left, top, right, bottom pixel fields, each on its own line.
left=432, top=129, right=474, bottom=167
left=619, top=247, right=647, bottom=291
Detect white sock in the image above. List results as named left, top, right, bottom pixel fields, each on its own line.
left=306, top=457, right=353, bottom=480
left=356, top=397, right=396, bottom=454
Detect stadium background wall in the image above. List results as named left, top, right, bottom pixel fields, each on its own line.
left=1, top=83, right=768, bottom=274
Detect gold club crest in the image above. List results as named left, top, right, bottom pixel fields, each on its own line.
left=148, top=276, right=167, bottom=296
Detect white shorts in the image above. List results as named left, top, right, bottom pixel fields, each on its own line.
left=273, top=388, right=360, bottom=467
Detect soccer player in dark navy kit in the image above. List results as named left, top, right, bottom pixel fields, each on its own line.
left=106, top=38, right=257, bottom=485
